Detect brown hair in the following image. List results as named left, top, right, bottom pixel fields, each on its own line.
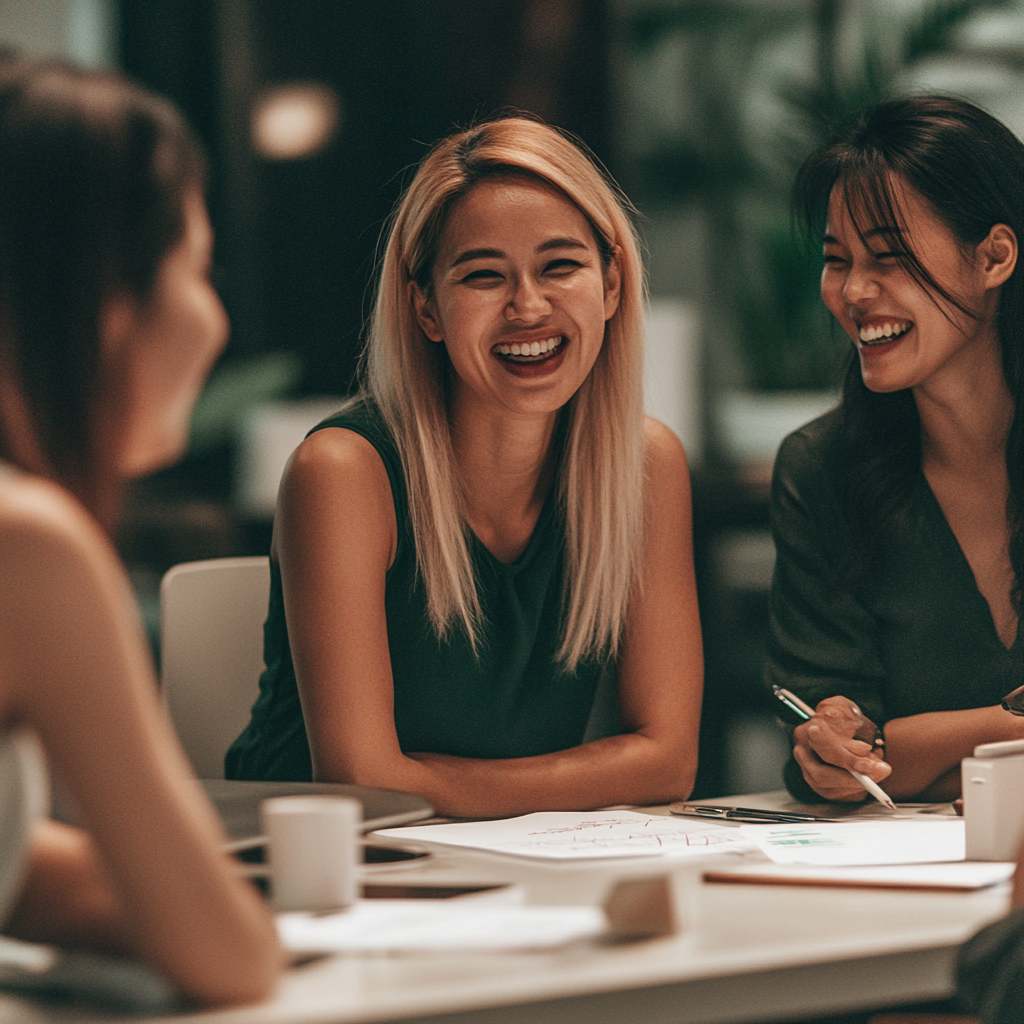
left=794, top=95, right=1024, bottom=608
left=0, top=56, right=205, bottom=525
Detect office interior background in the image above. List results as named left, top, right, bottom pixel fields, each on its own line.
left=5, top=0, right=1024, bottom=797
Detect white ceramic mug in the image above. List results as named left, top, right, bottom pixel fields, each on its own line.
left=260, top=795, right=360, bottom=912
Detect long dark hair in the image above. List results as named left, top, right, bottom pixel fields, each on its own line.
left=794, top=95, right=1024, bottom=610
left=0, top=56, right=205, bottom=525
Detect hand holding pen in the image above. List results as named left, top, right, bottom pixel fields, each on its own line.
left=773, top=686, right=896, bottom=810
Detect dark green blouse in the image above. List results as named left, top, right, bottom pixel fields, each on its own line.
left=764, top=410, right=1024, bottom=800
left=225, top=400, right=613, bottom=781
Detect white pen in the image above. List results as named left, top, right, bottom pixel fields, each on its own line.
left=772, top=685, right=896, bottom=811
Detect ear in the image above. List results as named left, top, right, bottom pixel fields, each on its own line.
left=977, top=223, right=1018, bottom=291
left=602, top=247, right=622, bottom=321
left=409, top=281, right=444, bottom=343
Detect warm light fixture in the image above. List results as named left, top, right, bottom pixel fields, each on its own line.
left=251, top=82, right=341, bottom=160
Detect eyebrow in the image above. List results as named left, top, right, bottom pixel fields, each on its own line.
left=449, top=236, right=590, bottom=268
left=823, top=226, right=904, bottom=244
left=537, top=236, right=589, bottom=254
left=450, top=247, right=503, bottom=267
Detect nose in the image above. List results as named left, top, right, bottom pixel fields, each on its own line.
left=505, top=274, right=551, bottom=323
left=841, top=263, right=880, bottom=305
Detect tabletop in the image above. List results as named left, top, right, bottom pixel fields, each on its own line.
left=0, top=791, right=1009, bottom=1024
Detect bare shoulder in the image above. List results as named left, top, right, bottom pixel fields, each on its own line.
left=643, top=416, right=691, bottom=490
left=280, top=428, right=391, bottom=516
left=282, top=428, right=391, bottom=503
left=0, top=474, right=111, bottom=576
left=277, top=427, right=396, bottom=564
left=0, top=475, right=123, bottom=632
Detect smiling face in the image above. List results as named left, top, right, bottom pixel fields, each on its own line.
left=106, top=190, right=228, bottom=476
left=820, top=176, right=1004, bottom=395
left=413, top=175, right=620, bottom=419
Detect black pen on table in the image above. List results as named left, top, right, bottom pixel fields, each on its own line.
left=671, top=804, right=833, bottom=824
left=772, top=684, right=896, bottom=811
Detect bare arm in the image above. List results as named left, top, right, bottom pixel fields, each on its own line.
left=883, top=706, right=1023, bottom=799
left=0, top=480, right=280, bottom=1006
left=281, top=422, right=702, bottom=817
left=793, top=697, right=1023, bottom=802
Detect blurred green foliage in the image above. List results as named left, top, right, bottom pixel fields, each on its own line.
left=189, top=352, right=303, bottom=454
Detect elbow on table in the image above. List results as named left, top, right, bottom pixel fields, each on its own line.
left=638, top=745, right=697, bottom=805
left=311, top=750, right=418, bottom=795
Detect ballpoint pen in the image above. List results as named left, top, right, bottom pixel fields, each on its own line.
left=772, top=684, right=896, bottom=811
left=669, top=803, right=836, bottom=824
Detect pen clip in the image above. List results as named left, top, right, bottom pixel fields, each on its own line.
left=727, top=812, right=806, bottom=823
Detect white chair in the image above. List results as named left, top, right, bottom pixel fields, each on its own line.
left=160, top=556, right=270, bottom=779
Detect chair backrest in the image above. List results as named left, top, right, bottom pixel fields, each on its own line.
left=160, top=557, right=270, bottom=779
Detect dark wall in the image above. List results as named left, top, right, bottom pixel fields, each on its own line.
left=120, top=1, right=612, bottom=403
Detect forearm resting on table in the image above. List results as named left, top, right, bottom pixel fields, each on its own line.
left=316, top=731, right=696, bottom=818
left=883, top=705, right=1024, bottom=800
left=6, top=821, right=131, bottom=953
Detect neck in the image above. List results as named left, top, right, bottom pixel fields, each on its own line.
left=449, top=394, right=559, bottom=522
left=915, top=332, right=1013, bottom=471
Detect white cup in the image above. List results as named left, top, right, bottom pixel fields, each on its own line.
left=260, top=796, right=360, bottom=912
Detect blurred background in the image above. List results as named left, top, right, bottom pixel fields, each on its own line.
left=5, top=0, right=1024, bottom=796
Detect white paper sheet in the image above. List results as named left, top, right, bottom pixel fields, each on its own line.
left=374, top=810, right=755, bottom=860
left=278, top=901, right=606, bottom=954
left=739, top=819, right=966, bottom=866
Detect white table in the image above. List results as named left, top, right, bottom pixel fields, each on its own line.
left=0, top=792, right=1009, bottom=1024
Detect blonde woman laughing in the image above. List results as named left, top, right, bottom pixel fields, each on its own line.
left=228, top=117, right=703, bottom=817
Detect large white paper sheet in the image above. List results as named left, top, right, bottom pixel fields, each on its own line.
left=279, top=901, right=606, bottom=954
left=374, top=810, right=755, bottom=860
left=739, top=819, right=966, bottom=866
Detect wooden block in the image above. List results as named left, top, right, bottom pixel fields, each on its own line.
left=602, top=874, right=681, bottom=939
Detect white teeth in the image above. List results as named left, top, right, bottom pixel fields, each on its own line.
left=858, top=320, right=912, bottom=344
left=494, top=336, right=563, bottom=358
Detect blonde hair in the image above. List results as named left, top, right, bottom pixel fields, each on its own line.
left=361, top=116, right=646, bottom=671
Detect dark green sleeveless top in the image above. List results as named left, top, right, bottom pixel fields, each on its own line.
left=225, top=400, right=614, bottom=781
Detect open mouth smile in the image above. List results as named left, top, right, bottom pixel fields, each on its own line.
left=493, top=335, right=565, bottom=363
left=857, top=319, right=913, bottom=347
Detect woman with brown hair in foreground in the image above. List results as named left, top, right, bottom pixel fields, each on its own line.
left=0, top=57, right=279, bottom=1005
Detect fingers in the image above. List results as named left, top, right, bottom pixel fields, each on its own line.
left=792, top=715, right=892, bottom=801
left=814, top=695, right=864, bottom=736
left=815, top=695, right=881, bottom=745
left=792, top=743, right=866, bottom=802
left=806, top=722, right=891, bottom=779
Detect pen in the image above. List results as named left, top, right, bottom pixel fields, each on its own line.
left=772, top=685, right=896, bottom=811
left=670, top=803, right=833, bottom=823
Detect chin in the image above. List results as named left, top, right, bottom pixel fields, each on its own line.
left=118, top=433, right=188, bottom=478
left=861, top=376, right=908, bottom=394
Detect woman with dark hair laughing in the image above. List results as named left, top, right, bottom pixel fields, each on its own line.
left=765, top=95, right=1024, bottom=804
